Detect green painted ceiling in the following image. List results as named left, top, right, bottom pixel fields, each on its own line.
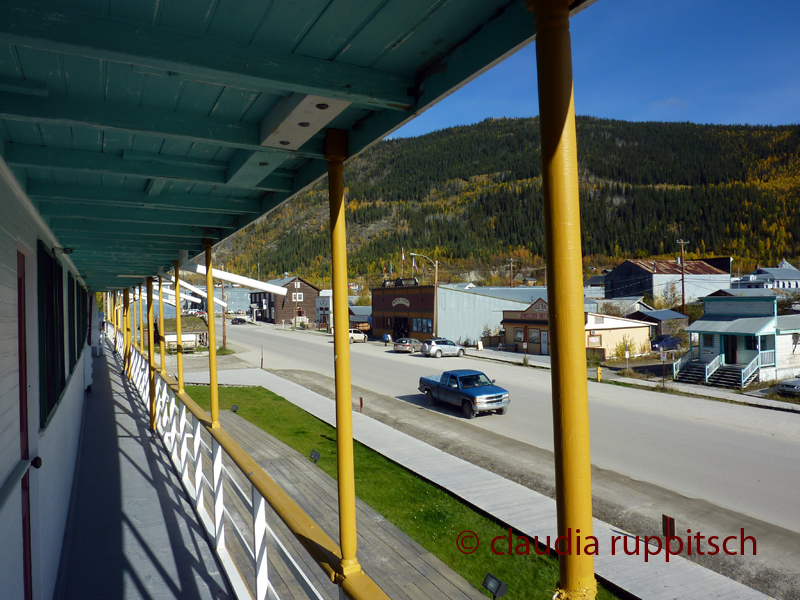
left=0, top=0, right=594, bottom=290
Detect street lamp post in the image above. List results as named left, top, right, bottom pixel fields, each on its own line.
left=410, top=253, right=438, bottom=337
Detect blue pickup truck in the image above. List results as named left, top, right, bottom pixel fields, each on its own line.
left=418, top=369, right=510, bottom=419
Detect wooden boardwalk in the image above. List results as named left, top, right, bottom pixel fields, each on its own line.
left=198, top=412, right=486, bottom=600
left=186, top=368, right=772, bottom=600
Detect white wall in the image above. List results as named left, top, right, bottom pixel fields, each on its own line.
left=775, top=333, right=800, bottom=378
left=0, top=159, right=87, bottom=600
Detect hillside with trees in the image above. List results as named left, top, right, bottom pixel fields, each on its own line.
left=217, top=117, right=800, bottom=288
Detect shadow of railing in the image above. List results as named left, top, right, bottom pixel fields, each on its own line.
left=108, top=323, right=389, bottom=600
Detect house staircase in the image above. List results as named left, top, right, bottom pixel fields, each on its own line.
left=707, top=365, right=758, bottom=389
left=674, top=363, right=706, bottom=385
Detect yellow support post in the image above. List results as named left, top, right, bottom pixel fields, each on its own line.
left=123, top=289, right=130, bottom=376
left=174, top=260, right=185, bottom=394
left=111, top=291, right=117, bottom=341
left=528, top=1, right=596, bottom=598
left=158, top=275, right=166, bottom=376
left=131, top=287, right=138, bottom=355
left=325, top=129, right=361, bottom=578
left=138, top=284, right=144, bottom=353
left=204, top=239, right=220, bottom=429
left=147, top=277, right=157, bottom=431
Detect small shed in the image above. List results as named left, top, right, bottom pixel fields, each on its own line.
left=628, top=309, right=689, bottom=337
left=158, top=316, right=209, bottom=350
left=349, top=305, right=372, bottom=331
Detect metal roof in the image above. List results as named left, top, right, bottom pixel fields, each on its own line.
left=709, top=288, right=777, bottom=297
left=776, top=314, right=800, bottom=333
left=633, top=309, right=688, bottom=321
left=2, top=0, right=596, bottom=291
left=624, top=259, right=727, bottom=276
left=686, top=316, right=775, bottom=336
left=753, top=268, right=800, bottom=280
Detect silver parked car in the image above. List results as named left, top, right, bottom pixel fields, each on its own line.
left=421, top=338, right=465, bottom=358
left=778, top=378, right=800, bottom=396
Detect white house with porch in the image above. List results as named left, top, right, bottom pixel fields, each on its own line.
left=676, top=296, right=795, bottom=388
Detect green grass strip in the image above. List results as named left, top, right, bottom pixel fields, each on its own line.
left=186, top=385, right=620, bottom=600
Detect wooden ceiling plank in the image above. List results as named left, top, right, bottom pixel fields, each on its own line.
left=28, top=181, right=262, bottom=214
left=0, top=1, right=414, bottom=110
left=5, top=143, right=294, bottom=192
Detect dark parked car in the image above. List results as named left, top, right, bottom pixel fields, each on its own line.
left=651, top=334, right=681, bottom=351
left=231, top=317, right=246, bottom=324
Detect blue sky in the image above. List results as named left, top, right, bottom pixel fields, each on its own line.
left=391, top=0, right=800, bottom=138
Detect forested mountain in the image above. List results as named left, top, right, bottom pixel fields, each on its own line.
left=218, top=117, right=800, bottom=288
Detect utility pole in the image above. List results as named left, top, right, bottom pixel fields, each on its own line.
left=509, top=258, right=519, bottom=288
left=677, top=239, right=689, bottom=315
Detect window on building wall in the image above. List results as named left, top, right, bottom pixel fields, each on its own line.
left=528, top=328, right=540, bottom=343
left=745, top=336, right=758, bottom=351
left=423, top=318, right=432, bottom=333
left=760, top=335, right=773, bottom=350
left=703, top=334, right=713, bottom=347
left=594, top=316, right=604, bottom=324
left=37, top=241, right=66, bottom=428
left=514, top=328, right=524, bottom=342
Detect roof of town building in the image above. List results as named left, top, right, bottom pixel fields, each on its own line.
left=623, top=259, right=727, bottom=276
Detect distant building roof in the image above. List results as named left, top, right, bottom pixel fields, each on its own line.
left=777, top=258, right=799, bottom=271
left=585, top=275, right=605, bottom=286
left=777, top=314, right=800, bottom=332
left=708, top=288, right=777, bottom=297
left=633, top=309, right=688, bottom=321
left=686, top=316, right=774, bottom=336
left=264, top=276, right=321, bottom=291
left=624, top=259, right=727, bottom=276
left=754, top=267, right=800, bottom=280
left=349, top=306, right=372, bottom=316
left=448, top=282, right=476, bottom=290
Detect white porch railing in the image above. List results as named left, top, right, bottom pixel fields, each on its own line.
left=704, top=353, right=725, bottom=383
left=672, top=346, right=698, bottom=379
left=760, top=349, right=776, bottom=366
left=104, top=321, right=386, bottom=600
left=741, top=354, right=761, bottom=387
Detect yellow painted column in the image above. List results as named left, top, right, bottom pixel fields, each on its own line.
left=325, top=129, right=361, bottom=577
left=111, top=291, right=117, bottom=341
left=204, top=239, right=220, bottom=428
left=528, top=1, right=596, bottom=598
left=131, top=287, right=138, bottom=354
left=138, top=284, right=144, bottom=353
left=158, top=275, right=166, bottom=376
left=123, top=289, right=130, bottom=376
left=174, top=260, right=185, bottom=394
left=147, top=277, right=157, bottom=431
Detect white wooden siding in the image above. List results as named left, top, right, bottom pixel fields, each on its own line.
left=699, top=334, right=720, bottom=363
left=0, top=159, right=88, bottom=600
left=704, top=299, right=774, bottom=316
left=776, top=333, right=800, bottom=370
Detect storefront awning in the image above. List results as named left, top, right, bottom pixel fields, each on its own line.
left=686, top=315, right=775, bottom=336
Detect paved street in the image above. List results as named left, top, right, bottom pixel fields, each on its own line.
left=168, top=319, right=800, bottom=596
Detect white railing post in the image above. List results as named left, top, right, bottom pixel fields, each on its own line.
left=213, top=438, right=225, bottom=551
left=168, top=393, right=178, bottom=458
left=178, top=403, right=188, bottom=486
left=251, top=485, right=269, bottom=600
left=192, top=415, right=204, bottom=512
